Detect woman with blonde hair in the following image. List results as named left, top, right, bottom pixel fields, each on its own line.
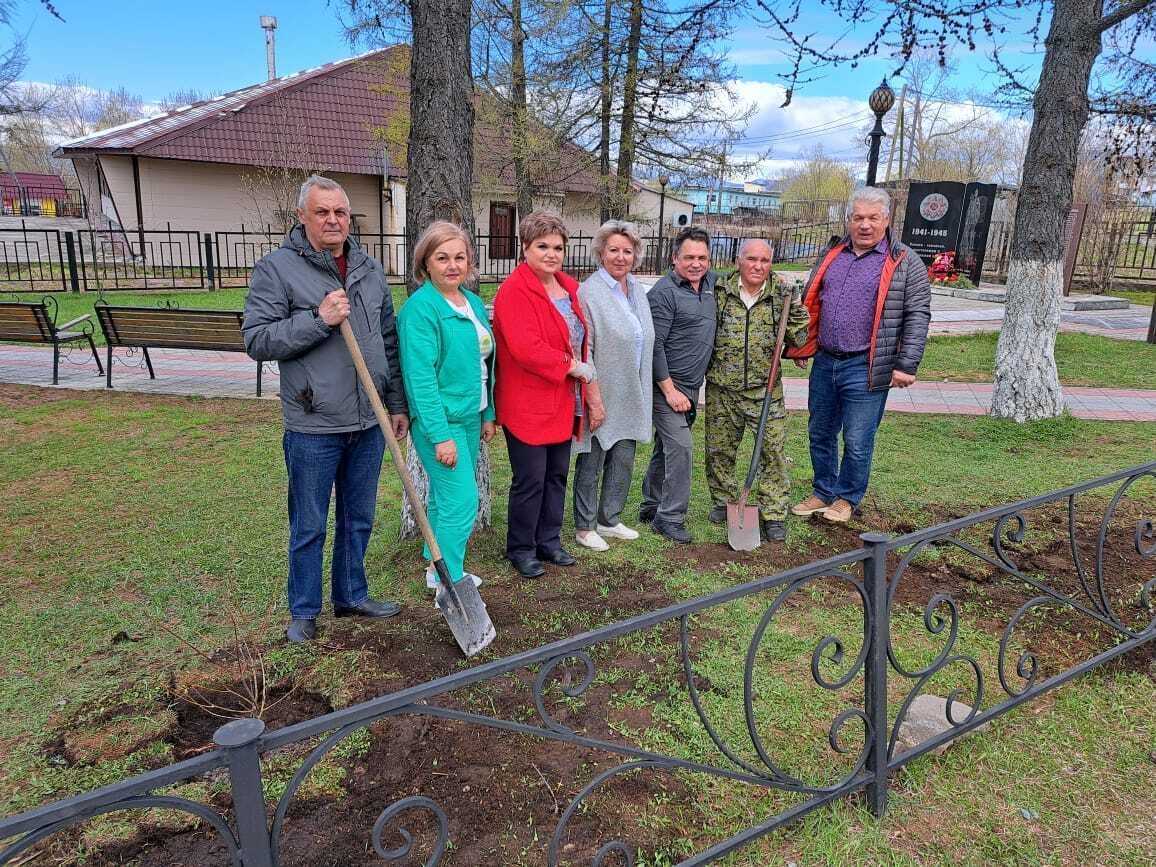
left=398, top=220, right=495, bottom=591
left=572, top=220, right=654, bottom=551
left=492, top=210, right=596, bottom=578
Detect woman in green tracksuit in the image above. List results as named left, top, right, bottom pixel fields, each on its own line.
left=398, top=221, right=496, bottom=590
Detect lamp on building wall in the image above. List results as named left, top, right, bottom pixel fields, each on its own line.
left=657, top=174, right=670, bottom=268
left=865, top=79, right=895, bottom=187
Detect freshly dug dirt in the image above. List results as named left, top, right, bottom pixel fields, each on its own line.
left=29, top=500, right=1156, bottom=866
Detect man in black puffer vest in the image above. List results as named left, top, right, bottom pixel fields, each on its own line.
left=787, top=187, right=931, bottom=525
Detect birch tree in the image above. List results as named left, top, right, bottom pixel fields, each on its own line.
left=756, top=0, right=1156, bottom=422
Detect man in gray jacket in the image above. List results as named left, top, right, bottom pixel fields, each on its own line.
left=244, top=175, right=409, bottom=643
left=787, top=186, right=931, bottom=525
left=641, top=226, right=717, bottom=543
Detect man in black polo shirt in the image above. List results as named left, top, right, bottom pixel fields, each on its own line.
left=640, top=227, right=717, bottom=543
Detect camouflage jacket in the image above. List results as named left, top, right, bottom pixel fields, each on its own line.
left=706, top=271, right=811, bottom=399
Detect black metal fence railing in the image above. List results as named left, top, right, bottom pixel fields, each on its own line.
left=1, top=463, right=1152, bottom=866
left=212, top=227, right=283, bottom=288
left=0, top=185, right=87, bottom=219
left=77, top=225, right=206, bottom=291
left=1, top=207, right=1154, bottom=295
left=0, top=226, right=69, bottom=291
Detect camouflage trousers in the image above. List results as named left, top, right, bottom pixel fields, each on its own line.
left=705, top=382, right=790, bottom=522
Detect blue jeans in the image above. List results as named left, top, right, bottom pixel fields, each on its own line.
left=807, top=351, right=889, bottom=507
left=283, top=426, right=385, bottom=618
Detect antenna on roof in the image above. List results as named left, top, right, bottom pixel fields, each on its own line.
left=260, top=16, right=278, bottom=80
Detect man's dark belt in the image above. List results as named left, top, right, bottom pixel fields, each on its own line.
left=820, top=346, right=869, bottom=360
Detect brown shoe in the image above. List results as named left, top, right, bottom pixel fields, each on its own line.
left=821, top=499, right=853, bottom=523
left=791, top=495, right=830, bottom=517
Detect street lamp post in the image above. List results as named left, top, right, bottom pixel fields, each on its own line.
left=657, top=174, right=669, bottom=270
left=865, top=79, right=896, bottom=187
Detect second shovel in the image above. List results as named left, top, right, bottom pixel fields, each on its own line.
left=727, top=289, right=794, bottom=552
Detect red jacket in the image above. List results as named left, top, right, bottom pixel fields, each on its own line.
left=493, top=262, right=589, bottom=445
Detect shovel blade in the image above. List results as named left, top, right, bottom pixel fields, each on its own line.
left=435, top=578, right=497, bottom=657
left=726, top=501, right=762, bottom=551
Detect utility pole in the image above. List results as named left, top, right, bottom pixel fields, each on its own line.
left=715, top=142, right=727, bottom=214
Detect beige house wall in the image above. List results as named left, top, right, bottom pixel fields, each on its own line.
left=89, top=157, right=388, bottom=235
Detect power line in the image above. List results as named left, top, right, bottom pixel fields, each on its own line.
left=732, top=110, right=874, bottom=145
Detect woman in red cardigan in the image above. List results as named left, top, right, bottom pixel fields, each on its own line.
left=493, top=211, right=601, bottom=578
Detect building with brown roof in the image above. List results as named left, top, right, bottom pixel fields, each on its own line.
left=54, top=45, right=692, bottom=254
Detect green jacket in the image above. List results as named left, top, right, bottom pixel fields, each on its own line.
left=398, top=281, right=496, bottom=444
left=706, top=272, right=810, bottom=399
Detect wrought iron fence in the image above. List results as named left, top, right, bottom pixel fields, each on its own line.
left=0, top=185, right=86, bottom=219
left=77, top=225, right=206, bottom=291
left=213, top=227, right=284, bottom=287
left=1, top=463, right=1152, bottom=866
left=0, top=226, right=68, bottom=291
left=1072, top=206, right=1156, bottom=288
left=0, top=206, right=1153, bottom=296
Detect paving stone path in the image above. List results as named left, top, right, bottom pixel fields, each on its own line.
left=2, top=342, right=1152, bottom=421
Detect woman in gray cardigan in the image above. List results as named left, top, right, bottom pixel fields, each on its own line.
left=573, top=221, right=656, bottom=551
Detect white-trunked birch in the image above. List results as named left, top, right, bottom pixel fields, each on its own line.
left=991, top=1, right=1103, bottom=422
left=757, top=0, right=1156, bottom=422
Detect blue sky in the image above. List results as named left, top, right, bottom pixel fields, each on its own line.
left=15, top=1, right=1042, bottom=102
left=11, top=1, right=1048, bottom=176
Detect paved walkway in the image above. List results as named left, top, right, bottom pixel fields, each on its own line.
left=3, top=343, right=1153, bottom=421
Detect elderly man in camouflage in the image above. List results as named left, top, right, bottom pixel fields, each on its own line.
left=705, top=239, right=810, bottom=542
left=788, top=186, right=931, bottom=524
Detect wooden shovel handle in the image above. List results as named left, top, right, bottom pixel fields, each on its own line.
left=339, top=319, right=443, bottom=562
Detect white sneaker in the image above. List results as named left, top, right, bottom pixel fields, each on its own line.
left=426, top=565, right=482, bottom=590
left=575, top=530, right=609, bottom=551
left=597, top=522, right=639, bottom=540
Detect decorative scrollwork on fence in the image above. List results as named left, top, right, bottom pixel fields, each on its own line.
left=0, top=795, right=242, bottom=867
left=547, top=760, right=662, bottom=867
left=534, top=651, right=597, bottom=736
left=271, top=711, right=408, bottom=867
left=1072, top=469, right=1156, bottom=636
left=371, top=795, right=449, bottom=865
left=677, top=570, right=873, bottom=794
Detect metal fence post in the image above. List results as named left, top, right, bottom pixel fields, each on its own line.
left=861, top=531, right=891, bottom=817
left=64, top=232, right=80, bottom=292
left=204, top=233, right=216, bottom=288
left=214, top=718, right=273, bottom=867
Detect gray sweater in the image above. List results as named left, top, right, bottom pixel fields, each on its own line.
left=648, top=269, right=718, bottom=401
left=574, top=269, right=655, bottom=453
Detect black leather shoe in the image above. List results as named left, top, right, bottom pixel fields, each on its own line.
left=707, top=504, right=728, bottom=524
left=651, top=517, right=692, bottom=544
left=762, top=520, right=787, bottom=542
left=638, top=507, right=656, bottom=524
left=538, top=548, right=577, bottom=566
left=510, top=556, right=546, bottom=578
left=286, top=618, right=317, bottom=643
left=334, top=598, right=402, bottom=618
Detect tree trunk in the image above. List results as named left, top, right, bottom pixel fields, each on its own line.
left=611, top=0, right=642, bottom=219
left=404, top=0, right=476, bottom=291
left=401, top=0, right=490, bottom=537
left=511, top=0, right=533, bottom=220
left=991, top=0, right=1103, bottom=422
left=598, top=0, right=612, bottom=223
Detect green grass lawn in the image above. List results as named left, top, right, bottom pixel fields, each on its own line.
left=0, top=384, right=1152, bottom=864
left=1115, top=288, right=1155, bottom=308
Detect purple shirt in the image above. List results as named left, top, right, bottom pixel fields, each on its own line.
left=818, top=237, right=889, bottom=353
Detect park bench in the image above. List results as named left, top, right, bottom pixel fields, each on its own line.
left=94, top=304, right=264, bottom=395
left=0, top=299, right=103, bottom=384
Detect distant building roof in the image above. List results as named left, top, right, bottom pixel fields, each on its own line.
left=0, top=172, right=68, bottom=193
left=55, top=46, right=602, bottom=194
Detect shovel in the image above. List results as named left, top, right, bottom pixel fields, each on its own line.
left=727, top=289, right=794, bottom=552
left=339, top=320, right=497, bottom=657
